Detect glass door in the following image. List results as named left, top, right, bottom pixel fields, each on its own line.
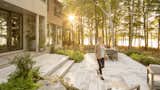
left=9, top=13, right=22, bottom=50
left=0, top=10, right=9, bottom=52
left=0, top=9, right=22, bottom=53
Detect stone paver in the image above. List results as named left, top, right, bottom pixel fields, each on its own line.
left=0, top=53, right=68, bottom=83
left=64, top=53, right=150, bottom=90
left=34, top=54, right=69, bottom=76
left=0, top=51, right=44, bottom=68
left=0, top=52, right=151, bottom=90
left=52, top=60, right=74, bottom=77
left=38, top=80, right=66, bottom=90
left=0, top=65, right=15, bottom=83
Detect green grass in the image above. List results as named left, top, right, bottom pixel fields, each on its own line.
left=54, top=49, right=84, bottom=63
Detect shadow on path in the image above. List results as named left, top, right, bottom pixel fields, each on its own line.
left=64, top=53, right=149, bottom=90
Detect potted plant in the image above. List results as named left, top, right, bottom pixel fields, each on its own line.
left=26, top=30, right=36, bottom=51
left=39, top=37, right=45, bottom=51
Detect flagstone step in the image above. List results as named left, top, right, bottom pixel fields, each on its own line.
left=0, top=58, right=10, bottom=69
left=34, top=54, right=69, bottom=77
left=38, top=80, right=66, bottom=90
left=0, top=51, right=45, bottom=69
left=0, top=54, right=69, bottom=84
left=0, top=65, right=16, bottom=83
left=0, top=50, right=23, bottom=57
left=51, top=60, right=74, bottom=77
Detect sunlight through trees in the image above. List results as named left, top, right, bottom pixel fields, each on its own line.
left=61, top=0, right=160, bottom=49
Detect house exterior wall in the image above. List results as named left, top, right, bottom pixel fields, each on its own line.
left=47, top=0, right=64, bottom=48
left=47, top=0, right=63, bottom=26
left=3, top=0, right=47, bottom=16
left=0, top=0, right=48, bottom=53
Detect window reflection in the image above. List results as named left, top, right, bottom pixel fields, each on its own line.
left=0, top=11, right=8, bottom=50
left=0, top=9, right=22, bottom=52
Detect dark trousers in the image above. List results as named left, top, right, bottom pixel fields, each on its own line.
left=97, top=58, right=105, bottom=75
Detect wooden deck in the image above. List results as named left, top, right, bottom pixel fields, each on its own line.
left=64, top=53, right=150, bottom=90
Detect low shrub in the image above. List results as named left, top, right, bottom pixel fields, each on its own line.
left=130, top=53, right=160, bottom=66
left=118, top=47, right=160, bottom=66
left=125, top=49, right=141, bottom=56
left=0, top=54, right=41, bottom=90
left=55, top=49, right=66, bottom=55
left=54, top=49, right=84, bottom=63
left=70, top=51, right=84, bottom=63
left=0, top=77, right=38, bottom=90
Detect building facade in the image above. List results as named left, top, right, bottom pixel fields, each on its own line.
left=47, top=0, right=63, bottom=48
left=0, top=0, right=47, bottom=53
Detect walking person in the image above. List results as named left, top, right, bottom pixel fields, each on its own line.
left=95, top=37, right=106, bottom=80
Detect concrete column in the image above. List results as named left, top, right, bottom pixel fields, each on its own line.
left=44, top=16, right=47, bottom=47
left=48, top=24, right=52, bottom=45
left=36, top=14, right=39, bottom=52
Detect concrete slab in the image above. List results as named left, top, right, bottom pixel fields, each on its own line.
left=0, top=53, right=69, bottom=83
left=0, top=51, right=45, bottom=68
left=34, top=54, right=69, bottom=76
left=38, top=80, right=66, bottom=90
left=52, top=60, right=74, bottom=77
left=64, top=53, right=150, bottom=90
left=0, top=65, right=15, bottom=83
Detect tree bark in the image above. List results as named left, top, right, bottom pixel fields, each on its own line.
left=109, top=3, right=115, bottom=48
left=95, top=2, right=98, bottom=44
left=128, top=0, right=134, bottom=49
left=158, top=16, right=160, bottom=49
left=102, top=15, right=105, bottom=44
left=80, top=16, right=84, bottom=45
left=143, top=0, right=148, bottom=49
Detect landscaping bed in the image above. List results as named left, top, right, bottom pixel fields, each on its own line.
left=118, top=46, right=160, bottom=66
left=53, top=49, right=84, bottom=63
left=0, top=54, right=80, bottom=90
left=0, top=54, right=41, bottom=90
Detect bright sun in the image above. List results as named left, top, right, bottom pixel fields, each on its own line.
left=68, top=15, right=75, bottom=23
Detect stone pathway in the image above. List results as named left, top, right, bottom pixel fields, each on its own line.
left=0, top=52, right=152, bottom=90
left=64, top=53, right=150, bottom=90
left=0, top=53, right=69, bottom=83
left=0, top=51, right=45, bottom=68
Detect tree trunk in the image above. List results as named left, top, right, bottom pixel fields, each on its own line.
left=69, top=31, right=71, bottom=44
left=90, top=28, right=93, bottom=45
left=102, top=14, right=105, bottom=44
left=151, top=33, right=153, bottom=47
left=89, top=19, right=93, bottom=45
left=95, top=3, right=98, bottom=44
left=105, top=16, right=108, bottom=46
left=80, top=16, right=84, bottom=45
left=158, top=17, right=160, bottom=49
left=115, top=26, right=117, bottom=47
left=78, top=25, right=80, bottom=45
left=128, top=0, right=134, bottom=49
left=108, top=3, right=115, bottom=48
left=143, top=0, right=148, bottom=49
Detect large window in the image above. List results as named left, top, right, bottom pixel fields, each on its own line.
left=54, top=0, right=62, bottom=16
left=0, top=10, right=8, bottom=52
left=48, top=24, right=62, bottom=46
left=0, top=9, right=23, bottom=52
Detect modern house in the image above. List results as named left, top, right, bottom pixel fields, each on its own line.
left=47, top=0, right=63, bottom=48
left=0, top=0, right=47, bottom=53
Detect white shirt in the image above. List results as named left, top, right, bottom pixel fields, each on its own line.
left=100, top=45, right=105, bottom=58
